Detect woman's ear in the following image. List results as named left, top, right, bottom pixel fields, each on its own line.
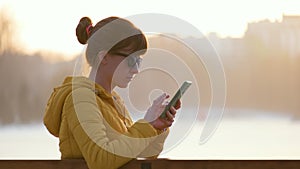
left=97, top=51, right=108, bottom=65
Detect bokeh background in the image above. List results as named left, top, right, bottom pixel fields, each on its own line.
left=0, top=0, right=299, bottom=159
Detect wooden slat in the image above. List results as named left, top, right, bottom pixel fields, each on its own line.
left=0, top=159, right=88, bottom=169
left=121, top=159, right=300, bottom=169
left=0, top=159, right=300, bottom=169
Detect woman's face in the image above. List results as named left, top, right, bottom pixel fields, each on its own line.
left=109, top=48, right=142, bottom=88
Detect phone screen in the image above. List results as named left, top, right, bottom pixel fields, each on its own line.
left=160, top=81, right=192, bottom=118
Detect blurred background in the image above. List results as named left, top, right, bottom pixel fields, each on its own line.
left=0, top=0, right=299, bottom=159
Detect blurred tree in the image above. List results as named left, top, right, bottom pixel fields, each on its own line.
left=0, top=8, right=17, bottom=54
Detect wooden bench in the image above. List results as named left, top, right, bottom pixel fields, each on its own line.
left=0, top=159, right=299, bottom=169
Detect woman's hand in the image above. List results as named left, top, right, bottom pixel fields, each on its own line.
left=144, top=93, right=181, bottom=131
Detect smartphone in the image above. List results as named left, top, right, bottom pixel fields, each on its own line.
left=160, top=81, right=192, bottom=118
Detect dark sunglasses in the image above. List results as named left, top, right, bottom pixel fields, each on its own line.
left=112, top=52, right=143, bottom=68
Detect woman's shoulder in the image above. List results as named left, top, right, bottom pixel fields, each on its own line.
left=64, top=87, right=100, bottom=106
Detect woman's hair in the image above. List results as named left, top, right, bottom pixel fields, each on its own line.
left=76, top=16, right=148, bottom=66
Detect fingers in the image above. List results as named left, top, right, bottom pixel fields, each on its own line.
left=150, top=108, right=177, bottom=130
left=174, top=99, right=181, bottom=110
left=166, top=114, right=174, bottom=123
left=145, top=93, right=170, bottom=122
left=154, top=93, right=169, bottom=106
left=153, top=93, right=169, bottom=113
left=148, top=93, right=181, bottom=130
left=166, top=109, right=175, bottom=121
left=169, top=106, right=177, bottom=116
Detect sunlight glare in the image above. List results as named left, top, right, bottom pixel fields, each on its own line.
left=1, top=0, right=300, bottom=58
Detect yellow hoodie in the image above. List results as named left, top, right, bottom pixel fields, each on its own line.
left=44, top=76, right=168, bottom=169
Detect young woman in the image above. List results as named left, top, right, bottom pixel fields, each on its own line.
left=43, top=16, right=180, bottom=169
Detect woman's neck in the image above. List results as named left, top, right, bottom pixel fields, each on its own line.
left=89, top=67, right=115, bottom=93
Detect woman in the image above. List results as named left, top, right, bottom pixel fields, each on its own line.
left=43, top=16, right=180, bottom=169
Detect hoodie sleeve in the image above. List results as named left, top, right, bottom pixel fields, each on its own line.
left=137, top=128, right=169, bottom=158
left=63, top=88, right=165, bottom=169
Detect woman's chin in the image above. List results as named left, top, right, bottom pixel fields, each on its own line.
left=117, top=82, right=129, bottom=88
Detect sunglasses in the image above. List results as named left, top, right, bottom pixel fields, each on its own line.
left=111, top=52, right=143, bottom=68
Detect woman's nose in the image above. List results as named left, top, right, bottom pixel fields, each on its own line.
left=130, top=64, right=139, bottom=74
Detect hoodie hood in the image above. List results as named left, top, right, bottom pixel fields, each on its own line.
left=43, top=76, right=114, bottom=137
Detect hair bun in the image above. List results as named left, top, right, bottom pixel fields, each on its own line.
left=76, top=17, right=93, bottom=44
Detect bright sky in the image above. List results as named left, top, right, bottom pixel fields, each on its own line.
left=1, top=0, right=300, bottom=58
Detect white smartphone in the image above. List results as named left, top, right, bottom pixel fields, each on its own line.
left=160, top=81, right=192, bottom=118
